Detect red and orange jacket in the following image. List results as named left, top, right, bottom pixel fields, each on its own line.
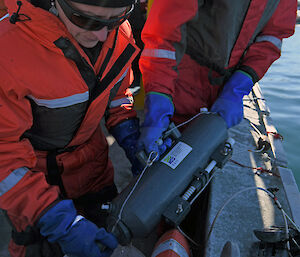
left=0, top=0, right=7, bottom=17
left=140, top=0, right=297, bottom=96
left=0, top=0, right=139, bottom=233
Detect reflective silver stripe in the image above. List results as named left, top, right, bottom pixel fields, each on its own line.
left=141, top=48, right=176, bottom=60
left=109, top=96, right=133, bottom=108
left=0, top=13, right=9, bottom=22
left=0, top=167, right=29, bottom=196
left=28, top=91, right=89, bottom=108
left=255, top=35, right=282, bottom=50
left=117, top=68, right=128, bottom=83
left=151, top=239, right=189, bottom=257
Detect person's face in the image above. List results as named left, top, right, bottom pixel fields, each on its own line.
left=55, top=0, right=127, bottom=48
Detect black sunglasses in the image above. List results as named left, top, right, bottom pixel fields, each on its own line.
left=57, top=0, right=134, bottom=31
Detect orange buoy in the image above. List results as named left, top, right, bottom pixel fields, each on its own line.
left=151, top=229, right=190, bottom=257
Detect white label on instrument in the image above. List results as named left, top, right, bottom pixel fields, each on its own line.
left=161, top=141, right=192, bottom=169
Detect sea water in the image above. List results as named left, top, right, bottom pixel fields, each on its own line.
left=259, top=25, right=300, bottom=189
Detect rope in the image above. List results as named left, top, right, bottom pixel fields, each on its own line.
left=177, top=225, right=201, bottom=247
left=267, top=131, right=284, bottom=140
left=205, top=187, right=295, bottom=253
left=243, top=97, right=266, bottom=101
left=250, top=122, right=263, bottom=137
left=190, top=172, right=216, bottom=205
left=164, top=109, right=211, bottom=136
left=111, top=151, right=158, bottom=234
left=165, top=112, right=202, bottom=135
left=230, top=159, right=280, bottom=177
left=248, top=144, right=265, bottom=153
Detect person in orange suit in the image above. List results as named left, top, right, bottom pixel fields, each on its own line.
left=0, top=0, right=142, bottom=256
left=138, top=0, right=297, bottom=159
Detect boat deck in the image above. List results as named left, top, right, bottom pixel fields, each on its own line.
left=205, top=84, right=300, bottom=256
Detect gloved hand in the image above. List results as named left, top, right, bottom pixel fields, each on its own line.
left=137, top=92, right=174, bottom=160
left=210, top=70, right=254, bottom=128
left=109, top=118, right=143, bottom=176
left=37, top=200, right=118, bottom=257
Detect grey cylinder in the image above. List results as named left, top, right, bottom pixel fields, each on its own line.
left=107, top=113, right=228, bottom=244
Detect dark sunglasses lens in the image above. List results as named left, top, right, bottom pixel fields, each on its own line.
left=63, top=3, right=133, bottom=31
left=107, top=19, right=125, bottom=30
left=70, top=13, right=105, bottom=30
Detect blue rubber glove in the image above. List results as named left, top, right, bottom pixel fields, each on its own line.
left=37, top=200, right=118, bottom=257
left=210, top=70, right=254, bottom=128
left=110, top=118, right=143, bottom=176
left=138, top=92, right=174, bottom=160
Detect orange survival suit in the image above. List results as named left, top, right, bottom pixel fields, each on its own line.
left=0, top=0, right=7, bottom=16
left=140, top=0, right=297, bottom=123
left=0, top=0, right=139, bottom=255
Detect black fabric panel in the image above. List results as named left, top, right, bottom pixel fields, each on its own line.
left=97, top=30, right=119, bottom=80
left=248, top=0, right=280, bottom=46
left=239, top=65, right=260, bottom=83
left=47, top=150, right=67, bottom=196
left=186, top=0, right=251, bottom=71
left=54, top=37, right=97, bottom=91
left=97, top=28, right=118, bottom=80
left=108, top=80, right=123, bottom=105
left=23, top=38, right=135, bottom=151
left=89, top=44, right=136, bottom=103
left=104, top=79, right=123, bottom=121
left=98, top=48, right=113, bottom=80
left=185, top=0, right=279, bottom=85
left=23, top=100, right=88, bottom=151
left=22, top=37, right=95, bottom=151
left=80, top=41, right=103, bottom=66
left=12, top=226, right=42, bottom=246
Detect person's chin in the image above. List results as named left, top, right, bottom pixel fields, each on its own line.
left=78, top=38, right=99, bottom=48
